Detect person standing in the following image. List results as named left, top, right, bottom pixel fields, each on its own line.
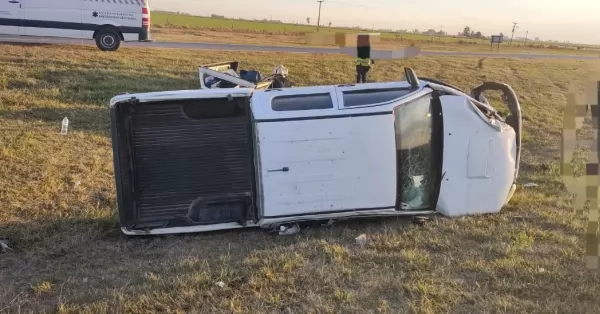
left=356, top=57, right=374, bottom=83
left=356, top=33, right=374, bottom=83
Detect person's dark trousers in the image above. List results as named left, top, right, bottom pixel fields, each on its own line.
left=356, top=65, right=370, bottom=83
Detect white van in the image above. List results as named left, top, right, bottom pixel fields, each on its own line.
left=0, top=0, right=152, bottom=51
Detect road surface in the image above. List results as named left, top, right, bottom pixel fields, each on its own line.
left=0, top=35, right=598, bottom=61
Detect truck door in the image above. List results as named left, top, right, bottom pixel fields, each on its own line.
left=0, top=0, right=23, bottom=36
left=251, top=86, right=398, bottom=219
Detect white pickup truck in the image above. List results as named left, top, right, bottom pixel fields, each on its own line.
left=108, top=64, right=522, bottom=235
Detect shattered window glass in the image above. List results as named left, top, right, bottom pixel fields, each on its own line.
left=393, top=94, right=434, bottom=210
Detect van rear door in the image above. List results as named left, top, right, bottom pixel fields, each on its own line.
left=0, top=0, right=24, bottom=36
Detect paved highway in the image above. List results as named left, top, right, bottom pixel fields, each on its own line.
left=1, top=35, right=598, bottom=60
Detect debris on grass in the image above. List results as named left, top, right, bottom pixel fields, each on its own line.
left=355, top=234, right=368, bottom=247
left=412, top=216, right=431, bottom=226
left=216, top=281, right=226, bottom=288
left=278, top=224, right=300, bottom=236
left=61, top=117, right=69, bottom=136
left=0, top=240, right=11, bottom=253
left=321, top=219, right=335, bottom=227
left=523, top=183, right=539, bottom=187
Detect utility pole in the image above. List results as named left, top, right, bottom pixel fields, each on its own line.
left=439, top=25, right=443, bottom=40
left=524, top=30, right=529, bottom=45
left=316, top=0, right=324, bottom=32
left=509, top=22, right=518, bottom=46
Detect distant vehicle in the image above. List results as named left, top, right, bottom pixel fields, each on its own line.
left=109, top=66, right=522, bottom=236
left=0, top=0, right=152, bottom=51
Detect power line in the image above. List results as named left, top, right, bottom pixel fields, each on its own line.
left=316, top=0, right=324, bottom=32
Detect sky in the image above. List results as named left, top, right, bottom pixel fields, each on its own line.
left=150, top=0, right=600, bottom=45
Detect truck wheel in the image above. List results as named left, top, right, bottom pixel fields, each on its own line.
left=95, top=28, right=121, bottom=51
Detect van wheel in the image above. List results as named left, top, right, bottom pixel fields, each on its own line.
left=95, top=28, right=121, bottom=51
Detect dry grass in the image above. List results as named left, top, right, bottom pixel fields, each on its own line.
left=1, top=42, right=600, bottom=313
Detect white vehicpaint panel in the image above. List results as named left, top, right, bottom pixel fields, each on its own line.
left=122, top=222, right=256, bottom=236
left=24, top=1, right=82, bottom=38
left=258, top=209, right=434, bottom=228
left=257, top=114, right=397, bottom=217
left=335, top=81, right=413, bottom=109
left=109, top=88, right=253, bottom=107
left=123, top=32, right=138, bottom=41
left=436, top=95, right=517, bottom=217
left=0, top=1, right=23, bottom=35
left=81, top=0, right=143, bottom=40
left=252, top=86, right=340, bottom=120
left=81, top=1, right=141, bottom=28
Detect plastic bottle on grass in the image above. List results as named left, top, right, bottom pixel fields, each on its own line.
left=61, top=117, right=69, bottom=135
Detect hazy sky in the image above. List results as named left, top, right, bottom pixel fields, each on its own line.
left=150, top=0, right=600, bottom=44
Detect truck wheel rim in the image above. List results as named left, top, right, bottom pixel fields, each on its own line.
left=102, top=35, right=116, bottom=48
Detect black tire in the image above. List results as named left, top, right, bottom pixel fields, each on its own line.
left=95, top=28, right=121, bottom=51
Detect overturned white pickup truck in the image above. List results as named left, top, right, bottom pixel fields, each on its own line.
left=109, top=66, right=522, bottom=235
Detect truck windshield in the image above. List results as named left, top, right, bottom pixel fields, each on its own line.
left=393, top=94, right=435, bottom=210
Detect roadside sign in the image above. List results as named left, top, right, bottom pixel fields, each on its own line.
left=490, top=35, right=503, bottom=51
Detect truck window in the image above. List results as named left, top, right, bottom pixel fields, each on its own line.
left=271, top=93, right=334, bottom=111
left=343, top=88, right=411, bottom=107
left=393, top=94, right=434, bottom=210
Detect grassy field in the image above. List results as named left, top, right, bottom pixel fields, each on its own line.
left=151, top=11, right=600, bottom=53
left=1, top=42, right=600, bottom=313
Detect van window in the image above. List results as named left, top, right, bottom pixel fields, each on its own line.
left=271, top=93, right=334, bottom=111
left=343, top=88, right=411, bottom=107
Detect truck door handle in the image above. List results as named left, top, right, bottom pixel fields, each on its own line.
left=268, top=167, right=289, bottom=172
left=9, top=0, right=19, bottom=3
